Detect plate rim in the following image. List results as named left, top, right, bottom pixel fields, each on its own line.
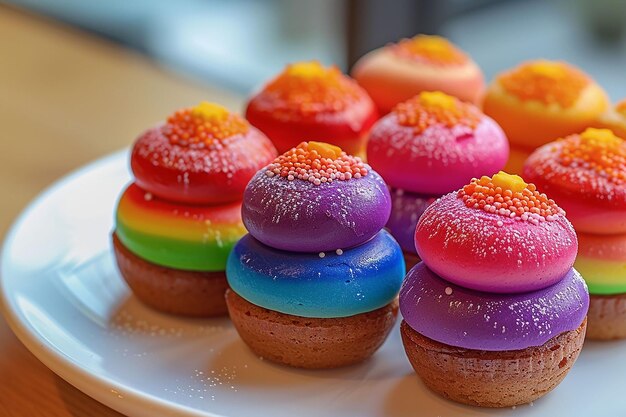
left=0, top=150, right=224, bottom=417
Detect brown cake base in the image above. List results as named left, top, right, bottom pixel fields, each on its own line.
left=226, top=289, right=398, bottom=369
left=587, top=293, right=626, bottom=340
left=112, top=233, right=228, bottom=317
left=400, top=318, right=587, bottom=408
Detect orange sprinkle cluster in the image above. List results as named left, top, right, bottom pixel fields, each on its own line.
left=163, top=102, right=249, bottom=148
left=265, top=141, right=367, bottom=185
left=264, top=61, right=361, bottom=117
left=498, top=60, right=590, bottom=108
left=394, top=91, right=480, bottom=134
left=392, top=35, right=468, bottom=66
left=558, top=128, right=626, bottom=185
left=458, top=172, right=564, bottom=225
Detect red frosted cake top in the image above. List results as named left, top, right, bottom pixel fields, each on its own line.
left=458, top=172, right=564, bottom=225
left=163, top=102, right=249, bottom=148
left=262, top=61, right=362, bottom=117
left=394, top=91, right=480, bottom=135
left=392, top=35, right=468, bottom=66
left=265, top=141, right=367, bottom=185
left=498, top=60, right=590, bottom=108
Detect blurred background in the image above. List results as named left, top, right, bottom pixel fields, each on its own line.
left=1, top=0, right=626, bottom=235
left=5, top=0, right=626, bottom=96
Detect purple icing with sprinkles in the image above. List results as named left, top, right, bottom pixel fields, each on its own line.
left=400, top=263, right=589, bottom=351
left=385, top=188, right=436, bottom=254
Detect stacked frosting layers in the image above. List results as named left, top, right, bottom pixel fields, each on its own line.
left=226, top=141, right=405, bottom=369
left=352, top=34, right=484, bottom=113
left=400, top=172, right=589, bottom=408
left=367, top=91, right=508, bottom=259
left=245, top=61, right=377, bottom=158
left=113, top=102, right=277, bottom=317
left=524, top=128, right=626, bottom=339
left=483, top=60, right=609, bottom=174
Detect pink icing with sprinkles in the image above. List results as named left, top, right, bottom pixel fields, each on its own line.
left=458, top=172, right=565, bottom=225
left=264, top=141, right=368, bottom=185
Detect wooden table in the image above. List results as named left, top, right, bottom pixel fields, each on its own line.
left=0, top=6, right=241, bottom=416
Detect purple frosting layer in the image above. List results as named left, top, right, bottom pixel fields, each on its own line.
left=243, top=167, right=391, bottom=252
left=386, top=189, right=437, bottom=254
left=400, top=263, right=589, bottom=351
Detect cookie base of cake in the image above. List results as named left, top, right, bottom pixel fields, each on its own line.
left=112, top=233, right=228, bottom=317
left=587, top=293, right=626, bottom=340
left=400, top=318, right=587, bottom=408
left=226, top=289, right=398, bottom=369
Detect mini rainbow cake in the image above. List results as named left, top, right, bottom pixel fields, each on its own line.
left=596, top=98, right=626, bottom=139
left=483, top=60, right=609, bottom=173
left=245, top=61, right=377, bottom=158
left=113, top=102, right=277, bottom=316
left=400, top=172, right=588, bottom=407
left=524, top=128, right=626, bottom=339
left=352, top=34, right=484, bottom=113
left=367, top=91, right=508, bottom=263
left=226, top=141, right=405, bottom=369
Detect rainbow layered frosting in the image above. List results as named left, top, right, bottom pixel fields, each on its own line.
left=352, top=35, right=485, bottom=112
left=576, top=232, right=626, bottom=295
left=227, top=141, right=404, bottom=319
left=401, top=172, right=588, bottom=351
left=245, top=61, right=377, bottom=156
left=116, top=184, right=246, bottom=271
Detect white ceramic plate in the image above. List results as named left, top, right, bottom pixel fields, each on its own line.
left=1, top=151, right=625, bottom=417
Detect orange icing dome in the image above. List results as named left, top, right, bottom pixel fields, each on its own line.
left=392, top=35, right=468, bottom=66
left=458, top=171, right=564, bottom=225
left=262, top=61, right=362, bottom=118
left=265, top=141, right=367, bottom=185
left=616, top=99, right=626, bottom=117
left=394, top=91, right=480, bottom=134
left=163, top=102, right=249, bottom=148
left=558, top=128, right=626, bottom=185
left=498, top=60, right=590, bottom=108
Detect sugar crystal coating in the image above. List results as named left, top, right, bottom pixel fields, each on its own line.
left=264, top=141, right=368, bottom=185
left=394, top=91, right=480, bottom=135
left=498, top=60, right=590, bottom=108
left=163, top=102, right=249, bottom=148
left=458, top=172, right=565, bottom=225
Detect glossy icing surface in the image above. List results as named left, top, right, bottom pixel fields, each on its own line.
left=131, top=103, right=277, bottom=205
left=523, top=129, right=626, bottom=234
left=400, top=262, right=589, bottom=351
left=115, top=184, right=246, bottom=271
left=226, top=230, right=405, bottom=318
left=245, top=61, right=377, bottom=155
left=367, top=92, right=508, bottom=194
left=243, top=143, right=391, bottom=252
left=415, top=184, right=577, bottom=293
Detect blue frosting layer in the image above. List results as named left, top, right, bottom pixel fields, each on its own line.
left=226, top=230, right=405, bottom=318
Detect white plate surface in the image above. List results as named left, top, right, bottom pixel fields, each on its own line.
left=1, top=151, right=625, bottom=417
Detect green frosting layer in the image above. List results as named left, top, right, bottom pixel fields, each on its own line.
left=115, top=222, right=234, bottom=271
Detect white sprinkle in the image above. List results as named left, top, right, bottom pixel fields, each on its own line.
left=444, top=287, right=453, bottom=296
left=319, top=252, right=326, bottom=258
left=336, top=249, right=343, bottom=255
left=496, top=220, right=503, bottom=227
left=144, top=192, right=153, bottom=201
